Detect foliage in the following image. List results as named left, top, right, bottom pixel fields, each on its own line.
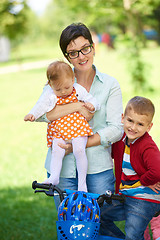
left=49, top=0, right=160, bottom=36
left=121, top=35, right=148, bottom=91
left=44, top=0, right=124, bottom=35
left=0, top=0, right=32, bottom=41
left=41, top=0, right=159, bottom=90
left=1, top=0, right=160, bottom=90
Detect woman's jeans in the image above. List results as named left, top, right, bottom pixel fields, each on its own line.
left=47, top=169, right=115, bottom=210
left=99, top=196, right=160, bottom=240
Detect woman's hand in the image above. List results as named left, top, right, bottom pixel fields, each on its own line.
left=86, top=133, right=101, bottom=148
left=58, top=142, right=73, bottom=156
left=58, top=133, right=101, bottom=155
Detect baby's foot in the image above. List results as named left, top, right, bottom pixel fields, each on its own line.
left=42, top=176, right=59, bottom=186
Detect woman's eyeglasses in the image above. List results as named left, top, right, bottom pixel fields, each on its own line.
left=65, top=44, right=93, bottom=59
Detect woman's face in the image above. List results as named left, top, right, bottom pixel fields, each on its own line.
left=66, top=36, right=95, bottom=73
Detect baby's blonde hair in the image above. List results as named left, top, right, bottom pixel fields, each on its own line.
left=46, top=61, right=74, bottom=85
left=124, top=96, right=155, bottom=122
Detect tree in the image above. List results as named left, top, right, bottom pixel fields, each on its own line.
left=0, top=0, right=31, bottom=41
left=51, top=0, right=160, bottom=39
left=44, top=0, right=160, bottom=91
left=121, top=0, right=160, bottom=91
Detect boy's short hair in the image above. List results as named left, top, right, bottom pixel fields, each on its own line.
left=124, top=96, right=155, bottom=122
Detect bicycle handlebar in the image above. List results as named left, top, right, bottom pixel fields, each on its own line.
left=97, top=191, right=125, bottom=207
left=32, top=181, right=125, bottom=206
left=32, top=181, right=65, bottom=202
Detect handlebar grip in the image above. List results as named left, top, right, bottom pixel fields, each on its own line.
left=112, top=194, right=126, bottom=202
left=32, top=181, right=51, bottom=190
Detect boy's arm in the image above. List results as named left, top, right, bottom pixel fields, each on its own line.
left=139, top=143, right=160, bottom=186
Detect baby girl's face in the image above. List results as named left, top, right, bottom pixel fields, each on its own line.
left=51, top=75, right=74, bottom=98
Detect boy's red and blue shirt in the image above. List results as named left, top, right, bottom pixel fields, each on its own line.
left=112, top=132, right=160, bottom=203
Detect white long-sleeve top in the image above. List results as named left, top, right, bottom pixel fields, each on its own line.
left=29, top=82, right=100, bottom=120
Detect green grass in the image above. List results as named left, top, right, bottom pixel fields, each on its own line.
left=0, top=187, right=57, bottom=239
left=1, top=42, right=159, bottom=239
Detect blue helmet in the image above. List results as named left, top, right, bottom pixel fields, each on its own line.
left=58, top=191, right=100, bottom=223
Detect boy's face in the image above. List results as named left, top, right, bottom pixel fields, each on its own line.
left=122, top=109, right=153, bottom=144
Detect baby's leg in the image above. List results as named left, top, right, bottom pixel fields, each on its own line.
left=72, top=136, right=88, bottom=192
left=43, top=138, right=65, bottom=185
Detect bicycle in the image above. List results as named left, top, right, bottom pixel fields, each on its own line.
left=32, top=181, right=125, bottom=240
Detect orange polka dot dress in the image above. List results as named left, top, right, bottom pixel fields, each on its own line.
left=47, top=87, right=93, bottom=147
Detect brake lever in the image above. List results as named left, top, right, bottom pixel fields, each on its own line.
left=34, top=189, right=55, bottom=196
left=97, top=191, right=126, bottom=207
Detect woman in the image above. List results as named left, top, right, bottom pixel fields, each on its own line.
left=38, top=23, right=123, bottom=208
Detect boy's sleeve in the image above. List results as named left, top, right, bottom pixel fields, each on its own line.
left=112, top=140, right=124, bottom=194
left=29, top=86, right=57, bottom=120
left=74, top=83, right=100, bottom=111
left=140, top=147, right=160, bottom=186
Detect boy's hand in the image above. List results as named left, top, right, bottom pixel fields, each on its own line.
left=148, top=182, right=160, bottom=194
left=24, top=114, right=35, bottom=122
left=84, top=102, right=95, bottom=112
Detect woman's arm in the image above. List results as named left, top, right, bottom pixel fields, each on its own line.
left=97, top=81, right=123, bottom=147
left=86, top=133, right=101, bottom=147
left=46, top=101, right=94, bottom=122
left=58, top=132, right=101, bottom=156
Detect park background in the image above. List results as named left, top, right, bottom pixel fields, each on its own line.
left=0, top=0, right=160, bottom=239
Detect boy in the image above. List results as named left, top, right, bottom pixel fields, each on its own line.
left=99, top=96, right=160, bottom=240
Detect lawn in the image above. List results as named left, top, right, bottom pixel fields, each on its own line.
left=0, top=42, right=159, bottom=239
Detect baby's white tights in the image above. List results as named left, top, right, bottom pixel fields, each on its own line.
left=43, top=137, right=88, bottom=192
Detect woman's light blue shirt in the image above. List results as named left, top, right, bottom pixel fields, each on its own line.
left=44, top=66, right=123, bottom=177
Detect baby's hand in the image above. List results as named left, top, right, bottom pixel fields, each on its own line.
left=148, top=182, right=160, bottom=194
left=24, top=114, right=35, bottom=122
left=84, top=102, right=95, bottom=112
